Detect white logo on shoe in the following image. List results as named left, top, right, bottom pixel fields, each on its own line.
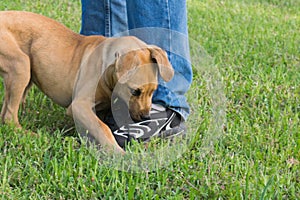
left=113, top=117, right=172, bottom=139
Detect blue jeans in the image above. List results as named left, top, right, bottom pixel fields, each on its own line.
left=80, top=0, right=192, bottom=120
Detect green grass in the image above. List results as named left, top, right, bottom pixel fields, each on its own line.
left=1, top=0, right=299, bottom=199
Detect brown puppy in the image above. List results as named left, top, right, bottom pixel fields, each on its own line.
left=0, top=11, right=174, bottom=154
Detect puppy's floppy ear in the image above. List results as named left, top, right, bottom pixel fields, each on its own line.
left=114, top=51, right=137, bottom=84
left=149, top=46, right=174, bottom=82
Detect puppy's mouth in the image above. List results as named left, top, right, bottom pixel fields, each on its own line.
left=130, top=112, right=151, bottom=122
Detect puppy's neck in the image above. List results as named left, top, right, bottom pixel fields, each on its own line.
left=103, top=64, right=118, bottom=91
left=96, top=63, right=118, bottom=102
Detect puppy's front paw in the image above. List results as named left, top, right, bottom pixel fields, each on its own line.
left=114, top=145, right=126, bottom=155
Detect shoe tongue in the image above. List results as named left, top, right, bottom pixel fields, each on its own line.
left=151, top=104, right=166, bottom=113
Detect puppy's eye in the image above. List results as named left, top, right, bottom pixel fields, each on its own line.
left=130, top=88, right=141, bottom=97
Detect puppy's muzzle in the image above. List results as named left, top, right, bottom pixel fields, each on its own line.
left=130, top=112, right=151, bottom=122
left=141, top=114, right=151, bottom=121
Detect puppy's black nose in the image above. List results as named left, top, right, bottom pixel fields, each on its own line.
left=141, top=115, right=151, bottom=121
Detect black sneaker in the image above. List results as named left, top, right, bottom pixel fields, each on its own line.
left=100, top=103, right=186, bottom=148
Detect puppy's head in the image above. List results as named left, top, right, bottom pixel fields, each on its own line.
left=114, top=46, right=174, bottom=121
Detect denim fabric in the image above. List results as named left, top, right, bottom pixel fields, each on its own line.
left=80, top=0, right=192, bottom=119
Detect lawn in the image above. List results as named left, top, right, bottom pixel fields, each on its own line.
left=0, top=0, right=299, bottom=199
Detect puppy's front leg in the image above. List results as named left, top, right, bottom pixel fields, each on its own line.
left=67, top=100, right=125, bottom=154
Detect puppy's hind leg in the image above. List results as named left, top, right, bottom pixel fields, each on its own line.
left=21, top=82, right=32, bottom=115
left=0, top=54, right=31, bottom=127
left=1, top=84, right=8, bottom=124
